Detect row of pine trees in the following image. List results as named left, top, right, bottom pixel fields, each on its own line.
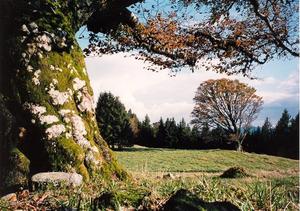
left=244, top=109, right=299, bottom=159
left=96, top=92, right=299, bottom=159
left=135, top=110, right=299, bottom=159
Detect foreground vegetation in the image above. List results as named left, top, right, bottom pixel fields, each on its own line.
left=1, top=147, right=298, bottom=210
left=115, top=147, right=299, bottom=210
left=1, top=173, right=298, bottom=210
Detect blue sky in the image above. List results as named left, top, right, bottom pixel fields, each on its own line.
left=81, top=50, right=298, bottom=127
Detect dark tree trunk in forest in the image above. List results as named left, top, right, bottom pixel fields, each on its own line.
left=0, top=0, right=131, bottom=193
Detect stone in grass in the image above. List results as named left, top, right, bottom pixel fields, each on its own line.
left=0, top=193, right=17, bottom=202
left=163, top=173, right=175, bottom=179
left=220, top=166, right=249, bottom=179
left=92, top=192, right=120, bottom=211
left=163, top=189, right=240, bottom=211
left=31, top=172, right=82, bottom=190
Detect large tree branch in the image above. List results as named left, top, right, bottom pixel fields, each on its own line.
left=84, top=0, right=298, bottom=74
left=249, top=0, right=299, bottom=57
left=87, top=0, right=142, bottom=33
left=194, top=31, right=269, bottom=65
left=108, top=0, right=142, bottom=9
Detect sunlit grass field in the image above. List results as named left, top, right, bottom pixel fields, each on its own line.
left=115, top=146, right=299, bottom=210
left=1, top=146, right=298, bottom=210
left=115, top=146, right=298, bottom=176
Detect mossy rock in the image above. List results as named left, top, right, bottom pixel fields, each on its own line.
left=220, top=166, right=249, bottom=179
left=163, top=189, right=240, bottom=211
left=92, top=192, right=120, bottom=210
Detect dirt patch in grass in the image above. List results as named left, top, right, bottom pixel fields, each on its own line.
left=255, top=168, right=299, bottom=179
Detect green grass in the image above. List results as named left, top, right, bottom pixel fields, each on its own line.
left=114, top=146, right=299, bottom=210
left=2, top=147, right=298, bottom=210
left=115, top=147, right=299, bottom=175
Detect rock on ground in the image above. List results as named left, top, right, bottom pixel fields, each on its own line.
left=31, top=172, right=83, bottom=189
left=163, top=173, right=175, bottom=179
left=0, top=193, right=17, bottom=202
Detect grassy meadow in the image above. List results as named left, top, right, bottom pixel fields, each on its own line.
left=115, top=146, right=299, bottom=210
left=1, top=146, right=298, bottom=210
left=115, top=146, right=298, bottom=174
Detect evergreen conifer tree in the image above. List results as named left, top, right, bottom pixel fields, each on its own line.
left=261, top=117, right=273, bottom=153
left=165, top=118, right=179, bottom=148
left=156, top=118, right=167, bottom=148
left=138, top=115, right=155, bottom=147
left=274, top=109, right=291, bottom=156
left=96, top=92, right=131, bottom=149
left=177, top=118, right=192, bottom=149
left=288, top=113, right=299, bottom=159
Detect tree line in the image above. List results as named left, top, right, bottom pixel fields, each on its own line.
left=96, top=92, right=299, bottom=159
left=244, top=109, right=299, bottom=159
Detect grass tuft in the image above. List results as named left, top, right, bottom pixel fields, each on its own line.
left=220, top=166, right=249, bottom=178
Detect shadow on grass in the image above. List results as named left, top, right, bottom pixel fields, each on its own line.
left=113, top=147, right=230, bottom=154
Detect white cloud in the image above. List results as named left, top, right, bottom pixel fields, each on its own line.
left=254, top=72, right=299, bottom=106
left=279, top=71, right=299, bottom=94
left=85, top=53, right=299, bottom=125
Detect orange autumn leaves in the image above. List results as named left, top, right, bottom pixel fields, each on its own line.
left=84, top=0, right=298, bottom=75
left=191, top=79, right=263, bottom=144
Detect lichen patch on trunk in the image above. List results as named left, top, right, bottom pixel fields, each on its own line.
left=46, top=124, right=66, bottom=139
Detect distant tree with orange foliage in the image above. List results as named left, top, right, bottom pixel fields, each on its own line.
left=191, top=79, right=263, bottom=151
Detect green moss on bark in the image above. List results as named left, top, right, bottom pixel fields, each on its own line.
left=1, top=0, right=129, bottom=193
left=4, top=148, right=30, bottom=189
left=50, top=137, right=85, bottom=170
left=100, top=156, right=130, bottom=182
left=78, top=163, right=90, bottom=181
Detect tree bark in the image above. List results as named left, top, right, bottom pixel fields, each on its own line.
left=236, top=142, right=243, bottom=152
left=0, top=0, right=128, bottom=193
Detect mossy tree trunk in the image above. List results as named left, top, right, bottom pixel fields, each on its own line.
left=0, top=0, right=132, bottom=193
